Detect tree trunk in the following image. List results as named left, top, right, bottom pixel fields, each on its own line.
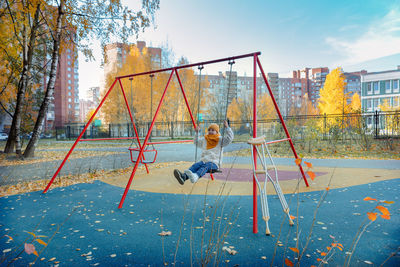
left=4, top=4, right=41, bottom=155
left=24, top=0, right=64, bottom=158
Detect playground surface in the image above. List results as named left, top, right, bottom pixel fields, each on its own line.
left=1, top=150, right=400, bottom=266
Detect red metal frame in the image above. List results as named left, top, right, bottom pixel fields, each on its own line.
left=42, top=52, right=308, bottom=235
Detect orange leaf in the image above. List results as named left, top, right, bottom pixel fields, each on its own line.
left=326, top=246, right=331, bottom=251
left=35, top=239, right=47, bottom=246
left=307, top=171, right=316, bottom=180
left=317, top=258, right=322, bottom=261
left=285, top=258, right=294, bottom=267
left=295, top=158, right=302, bottom=166
left=363, top=197, right=377, bottom=201
left=290, top=215, right=296, bottom=220
left=380, top=214, right=391, bottom=220
left=326, top=187, right=330, bottom=191
left=367, top=212, right=377, bottom=221
left=289, top=247, right=299, bottom=253
left=33, top=250, right=39, bottom=257
left=376, top=206, right=390, bottom=216
left=382, top=200, right=394, bottom=204
left=337, top=243, right=344, bottom=249
left=337, top=246, right=343, bottom=251
left=304, top=161, right=312, bottom=168
left=321, top=252, right=327, bottom=256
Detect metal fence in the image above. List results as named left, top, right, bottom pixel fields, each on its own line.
left=56, top=111, right=400, bottom=141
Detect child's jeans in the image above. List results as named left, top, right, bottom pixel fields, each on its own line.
left=189, top=161, right=218, bottom=178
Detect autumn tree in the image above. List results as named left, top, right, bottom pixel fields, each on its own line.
left=2, top=0, right=44, bottom=155
left=4, top=0, right=159, bottom=158
left=318, top=67, right=349, bottom=128
left=350, top=92, right=361, bottom=112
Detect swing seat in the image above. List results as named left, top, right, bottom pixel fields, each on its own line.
left=206, top=168, right=222, bottom=181
left=128, top=146, right=158, bottom=164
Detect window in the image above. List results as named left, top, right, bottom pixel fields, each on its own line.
left=68, top=98, right=71, bottom=102
left=68, top=80, right=71, bottom=84
left=68, top=86, right=71, bottom=90
left=373, top=82, right=379, bottom=94
left=67, top=61, right=71, bottom=66
left=67, top=67, right=71, bottom=71
left=68, top=104, right=71, bottom=108
left=367, top=82, right=372, bottom=95
left=393, top=80, right=399, bottom=92
left=67, top=55, right=71, bottom=59
left=68, top=92, right=71, bottom=96
left=385, top=80, right=391, bottom=93
left=367, top=99, right=372, bottom=110
left=373, top=98, right=379, bottom=109
left=67, top=73, right=71, bottom=78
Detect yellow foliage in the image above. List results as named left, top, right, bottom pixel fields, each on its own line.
left=101, top=53, right=204, bottom=128
left=350, top=92, right=361, bottom=112
left=379, top=97, right=400, bottom=134
left=318, top=67, right=349, bottom=127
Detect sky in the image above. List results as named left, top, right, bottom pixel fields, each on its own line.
left=78, top=0, right=400, bottom=99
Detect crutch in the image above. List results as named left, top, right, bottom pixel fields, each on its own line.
left=248, top=136, right=294, bottom=235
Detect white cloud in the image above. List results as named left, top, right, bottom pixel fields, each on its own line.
left=326, top=7, right=400, bottom=66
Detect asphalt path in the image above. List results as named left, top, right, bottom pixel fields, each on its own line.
left=1, top=142, right=399, bottom=186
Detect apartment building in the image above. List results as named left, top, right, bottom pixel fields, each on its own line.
left=361, top=67, right=400, bottom=112
left=54, top=46, right=80, bottom=127
left=343, top=70, right=367, bottom=102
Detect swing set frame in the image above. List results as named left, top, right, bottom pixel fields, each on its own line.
left=43, top=52, right=309, bottom=234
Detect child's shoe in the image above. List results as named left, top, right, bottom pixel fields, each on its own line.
left=173, top=169, right=185, bottom=185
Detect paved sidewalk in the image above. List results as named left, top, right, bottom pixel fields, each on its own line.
left=1, top=179, right=399, bottom=266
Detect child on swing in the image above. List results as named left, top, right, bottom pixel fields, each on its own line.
left=174, top=120, right=234, bottom=184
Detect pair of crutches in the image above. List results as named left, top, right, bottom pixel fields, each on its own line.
left=248, top=136, right=294, bottom=235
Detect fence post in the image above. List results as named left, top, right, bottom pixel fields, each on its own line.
left=374, top=110, right=379, bottom=139
left=324, top=113, right=327, bottom=140
left=109, top=124, right=111, bottom=138
left=171, top=121, right=174, bottom=139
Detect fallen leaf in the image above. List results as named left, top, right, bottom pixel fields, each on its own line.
left=367, top=212, right=377, bottom=221
left=35, top=239, right=47, bottom=246
left=364, top=260, right=373, bottom=264
left=158, top=231, right=172, bottom=236
left=289, top=247, right=299, bottom=253
left=382, top=200, right=394, bottom=204
left=376, top=206, right=390, bottom=216
left=321, top=252, right=327, bottom=256
left=295, top=158, right=302, bottom=166
left=363, top=197, right=377, bottom=201
left=307, top=171, right=316, bottom=180
left=290, top=215, right=296, bottom=220
left=380, top=214, right=391, bottom=220
left=304, top=161, right=312, bottom=168
left=285, top=258, right=294, bottom=266
left=24, top=243, right=36, bottom=255
left=48, top=257, right=56, bottom=262
left=3, top=248, right=11, bottom=253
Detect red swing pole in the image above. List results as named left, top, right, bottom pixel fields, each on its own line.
left=175, top=69, right=197, bottom=128
left=118, top=69, right=175, bottom=208
left=43, top=78, right=119, bottom=193
left=252, top=53, right=258, bottom=233
left=117, top=78, right=149, bottom=173
left=256, top=56, right=309, bottom=187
